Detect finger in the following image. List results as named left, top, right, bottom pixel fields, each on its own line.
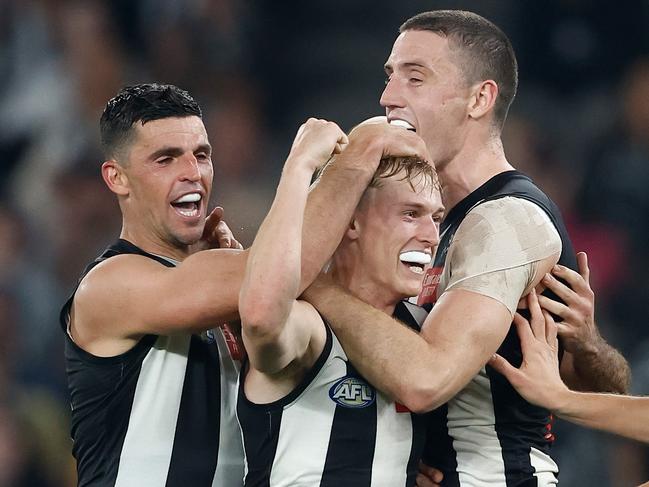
left=232, top=238, right=244, bottom=250
left=543, top=310, right=559, bottom=350
left=537, top=294, right=569, bottom=318
left=541, top=272, right=576, bottom=304
left=214, top=221, right=232, bottom=248
left=513, top=312, right=535, bottom=345
left=417, top=462, right=443, bottom=486
left=202, top=206, right=224, bottom=238
left=488, top=353, right=520, bottom=382
left=526, top=290, right=545, bottom=340
left=576, top=251, right=590, bottom=281
left=550, top=263, right=590, bottom=297
left=415, top=473, right=437, bottom=487
left=554, top=321, right=572, bottom=339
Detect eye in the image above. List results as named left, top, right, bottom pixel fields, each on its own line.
left=195, top=152, right=211, bottom=162
left=404, top=210, right=417, bottom=218
left=409, top=78, right=423, bottom=85
left=155, top=157, right=173, bottom=165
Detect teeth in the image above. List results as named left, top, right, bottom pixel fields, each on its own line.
left=389, top=119, right=415, bottom=131
left=176, top=207, right=199, bottom=217
left=409, top=265, right=424, bottom=275
left=399, top=251, right=431, bottom=265
left=174, top=193, right=201, bottom=204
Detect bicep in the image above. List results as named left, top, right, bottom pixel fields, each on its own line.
left=75, top=249, right=248, bottom=339
left=243, top=299, right=326, bottom=374
left=421, top=288, right=513, bottom=398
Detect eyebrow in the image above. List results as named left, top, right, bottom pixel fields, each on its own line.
left=384, top=61, right=430, bottom=73
left=148, top=143, right=212, bottom=161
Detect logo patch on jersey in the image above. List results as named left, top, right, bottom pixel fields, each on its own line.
left=417, top=266, right=443, bottom=306
left=328, top=376, right=376, bottom=408
left=202, top=329, right=216, bottom=344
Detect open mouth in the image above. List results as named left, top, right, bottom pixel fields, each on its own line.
left=389, top=119, right=416, bottom=132
left=399, top=250, right=431, bottom=275
left=171, top=192, right=202, bottom=218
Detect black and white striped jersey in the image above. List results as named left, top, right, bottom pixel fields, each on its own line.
left=236, top=301, right=428, bottom=487
left=59, top=239, right=244, bottom=487
left=418, top=171, right=578, bottom=486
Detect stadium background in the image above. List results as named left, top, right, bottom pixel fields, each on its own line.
left=0, top=0, right=648, bottom=485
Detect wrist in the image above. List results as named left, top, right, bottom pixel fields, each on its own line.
left=549, top=386, right=576, bottom=416
left=283, top=155, right=319, bottom=178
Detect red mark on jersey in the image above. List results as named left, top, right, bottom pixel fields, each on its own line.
left=220, top=323, right=245, bottom=361
left=395, top=402, right=411, bottom=413
left=418, top=266, right=443, bottom=307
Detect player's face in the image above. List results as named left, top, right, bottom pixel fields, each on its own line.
left=123, top=116, right=213, bottom=247
left=354, top=173, right=444, bottom=300
left=381, top=30, right=473, bottom=168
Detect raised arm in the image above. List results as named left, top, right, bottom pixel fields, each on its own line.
left=489, top=294, right=649, bottom=444
left=239, top=119, right=347, bottom=373
left=300, top=117, right=431, bottom=288
left=538, top=252, right=631, bottom=393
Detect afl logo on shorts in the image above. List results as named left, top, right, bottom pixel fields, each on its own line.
left=328, top=376, right=375, bottom=408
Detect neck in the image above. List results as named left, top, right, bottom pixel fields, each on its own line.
left=330, top=254, right=398, bottom=316
left=120, top=220, right=192, bottom=262
left=436, top=134, right=514, bottom=213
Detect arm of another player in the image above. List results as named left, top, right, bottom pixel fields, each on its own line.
left=489, top=293, right=649, bottom=444
left=300, top=117, right=431, bottom=287
left=239, top=118, right=346, bottom=373
left=538, top=252, right=631, bottom=393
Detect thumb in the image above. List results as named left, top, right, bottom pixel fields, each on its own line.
left=488, top=353, right=518, bottom=381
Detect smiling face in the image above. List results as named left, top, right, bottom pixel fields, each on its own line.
left=381, top=30, right=474, bottom=168
left=344, top=169, right=444, bottom=303
left=110, top=115, right=213, bottom=251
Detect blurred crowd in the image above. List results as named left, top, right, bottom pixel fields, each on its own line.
left=0, top=0, right=648, bottom=485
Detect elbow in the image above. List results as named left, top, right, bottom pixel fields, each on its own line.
left=396, top=382, right=447, bottom=414
left=239, top=300, right=282, bottom=340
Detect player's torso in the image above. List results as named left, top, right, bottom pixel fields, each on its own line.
left=62, top=240, right=245, bottom=487
left=237, top=305, right=427, bottom=487
left=418, top=171, right=573, bottom=486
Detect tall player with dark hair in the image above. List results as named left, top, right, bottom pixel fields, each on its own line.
left=59, top=84, right=430, bottom=486
left=305, top=10, right=630, bottom=486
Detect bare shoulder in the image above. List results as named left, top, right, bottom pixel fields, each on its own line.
left=71, top=254, right=170, bottom=353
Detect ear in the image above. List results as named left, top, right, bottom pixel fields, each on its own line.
left=345, top=216, right=361, bottom=241
left=468, top=80, right=498, bottom=121
left=101, top=160, right=130, bottom=196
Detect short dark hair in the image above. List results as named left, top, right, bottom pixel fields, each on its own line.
left=400, top=10, right=518, bottom=129
left=100, top=83, right=202, bottom=160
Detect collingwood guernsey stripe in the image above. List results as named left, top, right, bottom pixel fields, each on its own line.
left=237, top=301, right=427, bottom=487
left=60, top=239, right=244, bottom=487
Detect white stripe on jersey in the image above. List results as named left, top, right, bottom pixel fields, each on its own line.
left=370, top=393, right=413, bottom=486
left=530, top=447, right=558, bottom=486
left=449, top=367, right=507, bottom=486
left=446, top=366, right=559, bottom=486
left=114, top=334, right=191, bottom=487
left=268, top=342, right=345, bottom=486
left=213, top=328, right=244, bottom=486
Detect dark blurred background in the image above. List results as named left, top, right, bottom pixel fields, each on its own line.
left=0, top=0, right=648, bottom=485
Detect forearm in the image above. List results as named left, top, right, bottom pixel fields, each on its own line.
left=568, top=337, right=631, bottom=394
left=305, top=282, right=451, bottom=413
left=300, top=145, right=381, bottom=290
left=240, top=162, right=313, bottom=329
left=553, top=390, right=649, bottom=443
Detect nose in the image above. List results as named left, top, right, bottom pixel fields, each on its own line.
left=380, top=77, right=406, bottom=111
left=179, top=154, right=201, bottom=182
left=418, top=217, right=440, bottom=249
